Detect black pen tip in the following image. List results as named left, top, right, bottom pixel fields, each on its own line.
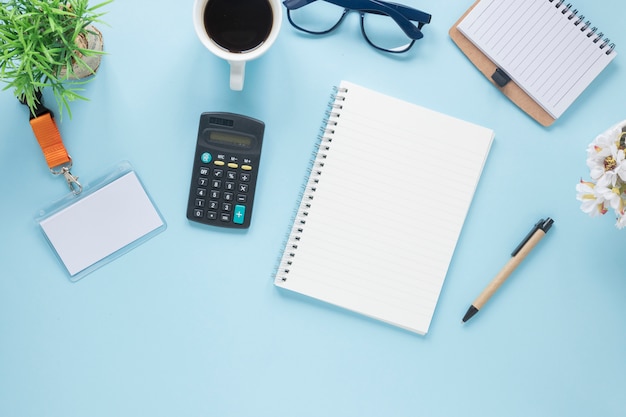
left=462, top=305, right=479, bottom=323
left=540, top=217, right=554, bottom=232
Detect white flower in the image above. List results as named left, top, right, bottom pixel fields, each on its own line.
left=587, top=144, right=626, bottom=185
left=576, top=180, right=607, bottom=217
left=595, top=180, right=623, bottom=211
left=586, top=128, right=615, bottom=158
left=617, top=153, right=626, bottom=182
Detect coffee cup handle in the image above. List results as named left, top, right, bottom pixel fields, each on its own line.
left=228, top=61, right=245, bottom=91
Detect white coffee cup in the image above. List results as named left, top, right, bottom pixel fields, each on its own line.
left=193, top=0, right=282, bottom=91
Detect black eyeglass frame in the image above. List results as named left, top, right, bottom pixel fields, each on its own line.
left=283, top=0, right=431, bottom=53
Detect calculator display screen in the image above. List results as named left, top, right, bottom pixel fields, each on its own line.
left=209, top=131, right=253, bottom=148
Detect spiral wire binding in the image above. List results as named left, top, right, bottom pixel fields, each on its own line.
left=549, top=0, right=615, bottom=54
left=273, top=86, right=348, bottom=282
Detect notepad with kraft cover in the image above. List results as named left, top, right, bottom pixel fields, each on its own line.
left=273, top=81, right=494, bottom=335
left=450, top=0, right=617, bottom=127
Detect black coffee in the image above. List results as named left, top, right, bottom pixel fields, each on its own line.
left=204, top=0, right=273, bottom=53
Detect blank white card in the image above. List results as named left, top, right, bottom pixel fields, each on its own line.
left=39, top=171, right=165, bottom=278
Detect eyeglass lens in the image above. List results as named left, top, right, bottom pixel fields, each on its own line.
left=287, top=1, right=345, bottom=33
left=287, top=1, right=416, bottom=52
left=361, top=13, right=414, bottom=52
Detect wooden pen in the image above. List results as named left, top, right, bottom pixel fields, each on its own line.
left=462, top=217, right=554, bottom=323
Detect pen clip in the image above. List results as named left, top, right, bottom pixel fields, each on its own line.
left=511, top=218, right=553, bottom=256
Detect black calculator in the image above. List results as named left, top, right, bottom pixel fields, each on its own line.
left=186, top=112, right=265, bottom=229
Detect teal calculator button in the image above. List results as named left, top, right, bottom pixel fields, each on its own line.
left=201, top=152, right=212, bottom=164
left=233, top=205, right=246, bottom=225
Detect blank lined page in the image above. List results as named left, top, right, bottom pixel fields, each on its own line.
left=457, top=0, right=616, bottom=119
left=274, top=81, right=494, bottom=335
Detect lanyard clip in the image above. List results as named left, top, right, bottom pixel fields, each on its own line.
left=51, top=159, right=83, bottom=195
left=61, top=166, right=83, bottom=195
left=19, top=89, right=51, bottom=120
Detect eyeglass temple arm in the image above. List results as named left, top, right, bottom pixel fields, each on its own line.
left=284, top=0, right=431, bottom=24
left=374, top=0, right=431, bottom=25
left=283, top=0, right=316, bottom=10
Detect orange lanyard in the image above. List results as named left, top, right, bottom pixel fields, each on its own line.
left=24, top=96, right=82, bottom=194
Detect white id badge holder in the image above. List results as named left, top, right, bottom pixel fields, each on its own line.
left=35, top=161, right=167, bottom=281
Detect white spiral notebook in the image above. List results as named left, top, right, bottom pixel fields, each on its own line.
left=274, top=81, right=494, bottom=335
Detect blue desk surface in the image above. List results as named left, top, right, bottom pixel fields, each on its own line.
left=2, top=1, right=625, bottom=416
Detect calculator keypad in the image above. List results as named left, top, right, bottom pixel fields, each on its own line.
left=187, top=156, right=258, bottom=228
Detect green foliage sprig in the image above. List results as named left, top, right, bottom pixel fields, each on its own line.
left=0, top=0, right=112, bottom=118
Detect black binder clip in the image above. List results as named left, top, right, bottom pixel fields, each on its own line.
left=19, top=89, right=52, bottom=120
left=491, top=68, right=511, bottom=88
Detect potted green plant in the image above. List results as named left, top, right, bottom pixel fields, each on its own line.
left=0, top=0, right=112, bottom=118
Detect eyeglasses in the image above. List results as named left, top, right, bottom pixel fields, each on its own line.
left=282, top=0, right=431, bottom=53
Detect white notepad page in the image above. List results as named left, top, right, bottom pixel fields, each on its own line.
left=275, top=81, right=494, bottom=335
left=457, top=0, right=616, bottom=119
